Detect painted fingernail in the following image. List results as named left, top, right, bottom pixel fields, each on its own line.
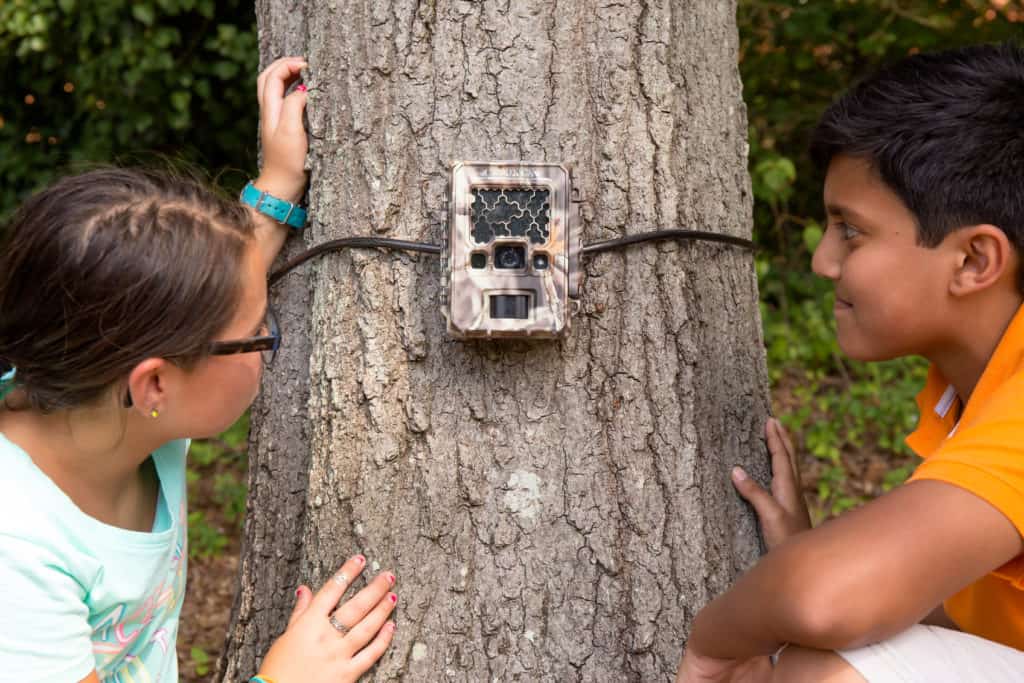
left=732, top=466, right=747, bottom=481
left=387, top=573, right=396, bottom=585
left=355, top=554, right=365, bottom=565
left=389, top=593, right=398, bottom=603
left=389, top=621, right=397, bottom=632
left=295, top=587, right=302, bottom=598
left=297, top=84, right=307, bottom=92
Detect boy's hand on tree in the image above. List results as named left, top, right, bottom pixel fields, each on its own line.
left=255, top=56, right=309, bottom=203
left=258, top=554, right=398, bottom=683
left=732, top=417, right=812, bottom=550
left=675, top=649, right=772, bottom=682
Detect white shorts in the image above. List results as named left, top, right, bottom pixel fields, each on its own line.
left=838, top=625, right=1024, bottom=682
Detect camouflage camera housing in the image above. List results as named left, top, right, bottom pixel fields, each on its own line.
left=441, top=161, right=582, bottom=339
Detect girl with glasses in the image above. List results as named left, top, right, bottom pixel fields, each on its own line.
left=0, top=58, right=396, bottom=683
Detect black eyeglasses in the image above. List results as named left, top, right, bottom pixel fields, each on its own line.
left=208, top=306, right=281, bottom=366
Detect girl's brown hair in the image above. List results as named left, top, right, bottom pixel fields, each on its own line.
left=0, top=167, right=256, bottom=412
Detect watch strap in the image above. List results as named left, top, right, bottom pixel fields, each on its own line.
left=240, top=181, right=307, bottom=230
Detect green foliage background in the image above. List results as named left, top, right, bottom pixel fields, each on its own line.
left=0, top=0, right=258, bottom=215
left=2, top=1, right=1022, bottom=522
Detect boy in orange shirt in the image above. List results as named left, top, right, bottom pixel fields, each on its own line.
left=677, top=43, right=1024, bottom=682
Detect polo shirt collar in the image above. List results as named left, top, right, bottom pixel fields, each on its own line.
left=906, top=303, right=1024, bottom=457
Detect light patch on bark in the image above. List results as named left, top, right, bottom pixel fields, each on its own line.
left=502, top=470, right=543, bottom=526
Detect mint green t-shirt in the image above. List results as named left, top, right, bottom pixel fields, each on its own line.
left=0, top=434, right=189, bottom=682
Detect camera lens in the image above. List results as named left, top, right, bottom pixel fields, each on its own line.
left=494, top=244, right=526, bottom=269
left=532, top=253, right=549, bottom=270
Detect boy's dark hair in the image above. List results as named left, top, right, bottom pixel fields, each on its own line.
left=810, top=42, right=1024, bottom=274
left=0, top=167, right=255, bottom=412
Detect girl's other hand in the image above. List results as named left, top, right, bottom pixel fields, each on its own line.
left=258, top=554, right=398, bottom=683
left=732, top=417, right=812, bottom=550
left=255, top=56, right=309, bottom=203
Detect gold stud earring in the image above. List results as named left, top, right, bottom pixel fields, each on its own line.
left=150, top=409, right=159, bottom=419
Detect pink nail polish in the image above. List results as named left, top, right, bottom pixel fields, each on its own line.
left=389, top=622, right=397, bottom=632
left=389, top=593, right=398, bottom=603
left=297, top=84, right=307, bottom=92
left=387, top=573, right=396, bottom=585
left=295, top=587, right=302, bottom=598
left=355, top=555, right=365, bottom=565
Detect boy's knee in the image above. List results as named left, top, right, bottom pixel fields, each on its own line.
left=773, top=646, right=867, bottom=683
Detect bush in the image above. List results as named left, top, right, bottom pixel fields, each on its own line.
left=0, top=0, right=259, bottom=217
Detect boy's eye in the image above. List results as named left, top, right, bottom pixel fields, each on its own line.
left=832, top=221, right=859, bottom=240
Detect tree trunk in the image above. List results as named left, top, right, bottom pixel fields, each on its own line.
left=221, top=1, right=769, bottom=681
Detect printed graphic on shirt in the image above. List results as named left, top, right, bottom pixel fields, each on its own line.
left=90, top=501, right=188, bottom=681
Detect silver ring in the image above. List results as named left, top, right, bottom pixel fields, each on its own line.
left=331, top=572, right=349, bottom=586
left=329, top=614, right=349, bottom=635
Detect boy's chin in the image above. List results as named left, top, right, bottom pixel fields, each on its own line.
left=836, top=337, right=902, bottom=363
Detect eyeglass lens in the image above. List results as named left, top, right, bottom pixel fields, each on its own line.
left=262, top=307, right=280, bottom=365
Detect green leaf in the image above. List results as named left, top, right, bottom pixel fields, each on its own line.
left=135, top=113, right=154, bottom=133
left=131, top=4, right=156, bottom=26
left=190, top=647, right=211, bottom=676
left=802, top=221, right=823, bottom=252
left=153, top=27, right=180, bottom=48
left=211, top=60, right=239, bottom=80
left=752, top=156, right=797, bottom=202
left=170, top=90, right=191, bottom=112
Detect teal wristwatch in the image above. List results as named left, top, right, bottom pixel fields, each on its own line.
left=240, top=181, right=307, bottom=230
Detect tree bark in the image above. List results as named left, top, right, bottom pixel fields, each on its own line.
left=222, top=1, right=769, bottom=681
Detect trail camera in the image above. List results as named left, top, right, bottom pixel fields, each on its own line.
left=441, top=161, right=582, bottom=339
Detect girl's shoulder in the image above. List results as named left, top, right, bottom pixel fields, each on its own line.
left=0, top=436, right=190, bottom=552
left=0, top=432, right=64, bottom=530
left=0, top=433, right=104, bottom=589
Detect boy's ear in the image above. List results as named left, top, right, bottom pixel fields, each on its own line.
left=949, top=225, right=1014, bottom=297
left=126, top=358, right=170, bottom=417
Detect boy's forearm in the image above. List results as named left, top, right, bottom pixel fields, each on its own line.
left=687, top=551, right=797, bottom=660
left=687, top=539, right=862, bottom=661
left=688, top=479, right=1020, bottom=662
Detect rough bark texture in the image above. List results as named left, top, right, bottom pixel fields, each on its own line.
left=222, top=1, right=770, bottom=681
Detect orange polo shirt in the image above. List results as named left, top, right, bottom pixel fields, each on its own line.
left=907, top=303, right=1024, bottom=651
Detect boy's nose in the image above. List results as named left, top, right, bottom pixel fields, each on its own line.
left=811, top=229, right=841, bottom=280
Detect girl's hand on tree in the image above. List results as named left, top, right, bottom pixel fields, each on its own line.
left=675, top=649, right=772, bottom=682
left=731, top=417, right=812, bottom=550
left=258, top=554, right=398, bottom=683
left=254, top=56, right=309, bottom=204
